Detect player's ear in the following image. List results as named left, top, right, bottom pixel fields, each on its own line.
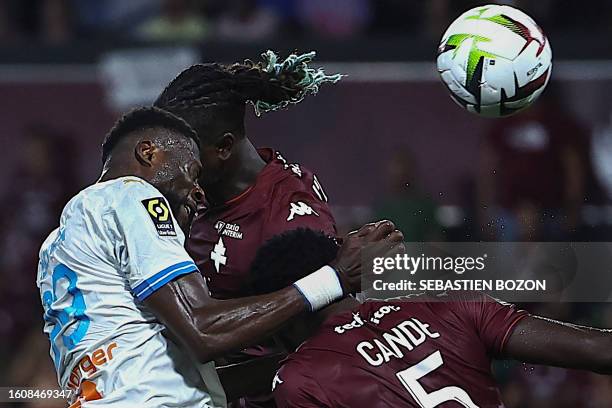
left=135, top=140, right=158, bottom=167
left=215, top=133, right=235, bottom=161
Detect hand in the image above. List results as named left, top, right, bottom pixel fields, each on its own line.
left=330, top=220, right=404, bottom=294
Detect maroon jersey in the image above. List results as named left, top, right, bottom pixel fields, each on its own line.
left=273, top=294, right=527, bottom=408
left=188, top=148, right=336, bottom=299
left=189, top=149, right=337, bottom=407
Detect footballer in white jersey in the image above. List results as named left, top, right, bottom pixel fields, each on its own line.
left=35, top=106, right=400, bottom=407
left=38, top=176, right=226, bottom=407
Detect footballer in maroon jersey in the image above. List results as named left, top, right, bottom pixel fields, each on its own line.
left=273, top=295, right=524, bottom=408
left=155, top=52, right=343, bottom=406
left=154, top=52, right=341, bottom=300
left=187, top=148, right=335, bottom=299
left=249, top=229, right=612, bottom=408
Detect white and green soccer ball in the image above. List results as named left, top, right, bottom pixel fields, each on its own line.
left=437, top=5, right=552, bottom=117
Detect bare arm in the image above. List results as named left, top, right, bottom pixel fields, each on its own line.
left=145, top=273, right=305, bottom=364
left=503, top=314, right=612, bottom=374
left=144, top=221, right=402, bottom=364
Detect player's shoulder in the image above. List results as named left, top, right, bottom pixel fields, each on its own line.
left=51, top=177, right=164, bottom=240
left=276, top=357, right=313, bottom=384
left=77, top=176, right=162, bottom=212
left=377, top=291, right=492, bottom=306
left=263, top=150, right=320, bottom=192
left=267, top=152, right=331, bottom=213
left=96, top=176, right=161, bottom=199
left=355, top=296, right=466, bottom=327
left=271, top=150, right=313, bottom=175
left=432, top=290, right=507, bottom=309
left=363, top=292, right=517, bottom=327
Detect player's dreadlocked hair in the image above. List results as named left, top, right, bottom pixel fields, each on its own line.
left=101, top=106, right=199, bottom=164
left=154, top=50, right=343, bottom=143
left=249, top=228, right=340, bottom=295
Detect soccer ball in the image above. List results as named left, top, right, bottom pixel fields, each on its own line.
left=437, top=5, right=552, bottom=117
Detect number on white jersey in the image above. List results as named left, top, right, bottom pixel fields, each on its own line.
left=42, top=263, right=90, bottom=368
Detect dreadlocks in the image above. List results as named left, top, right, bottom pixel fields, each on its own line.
left=154, top=50, right=343, bottom=143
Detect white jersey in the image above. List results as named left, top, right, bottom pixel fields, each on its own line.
left=37, top=177, right=226, bottom=408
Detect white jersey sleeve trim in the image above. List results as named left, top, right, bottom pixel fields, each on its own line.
left=133, top=260, right=199, bottom=301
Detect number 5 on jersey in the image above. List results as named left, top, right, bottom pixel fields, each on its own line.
left=397, top=351, right=479, bottom=408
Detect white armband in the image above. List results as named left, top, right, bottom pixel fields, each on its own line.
left=293, top=265, right=344, bottom=311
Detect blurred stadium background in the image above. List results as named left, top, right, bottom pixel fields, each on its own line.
left=2, top=0, right=612, bottom=406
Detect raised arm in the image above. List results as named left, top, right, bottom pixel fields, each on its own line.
left=144, top=221, right=403, bottom=364
left=502, top=314, right=612, bottom=375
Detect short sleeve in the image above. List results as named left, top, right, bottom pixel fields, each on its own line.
left=111, top=179, right=198, bottom=301
left=272, top=362, right=331, bottom=408
left=464, top=294, right=528, bottom=355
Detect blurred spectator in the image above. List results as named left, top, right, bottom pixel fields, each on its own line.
left=588, top=374, right=612, bottom=408
left=294, top=0, right=371, bottom=39
left=0, top=0, right=19, bottom=42
left=0, top=0, right=610, bottom=44
left=373, top=148, right=442, bottom=242
left=502, top=365, right=591, bottom=408
left=2, top=0, right=73, bottom=44
left=258, top=0, right=296, bottom=20
left=477, top=83, right=589, bottom=241
left=369, top=0, right=422, bottom=35
left=41, top=0, right=72, bottom=44
left=73, top=0, right=161, bottom=38
left=137, top=0, right=209, bottom=42
left=0, top=125, right=77, bottom=368
left=216, top=0, right=279, bottom=42
left=7, top=327, right=55, bottom=385
left=423, top=0, right=452, bottom=40
left=592, top=112, right=612, bottom=201
left=6, top=328, right=64, bottom=407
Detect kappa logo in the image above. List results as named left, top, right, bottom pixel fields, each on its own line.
left=271, top=372, right=284, bottom=391
left=141, top=197, right=176, bottom=236
left=287, top=201, right=319, bottom=221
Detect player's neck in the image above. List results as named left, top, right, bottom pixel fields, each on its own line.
left=204, top=140, right=266, bottom=206
left=99, top=161, right=147, bottom=184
